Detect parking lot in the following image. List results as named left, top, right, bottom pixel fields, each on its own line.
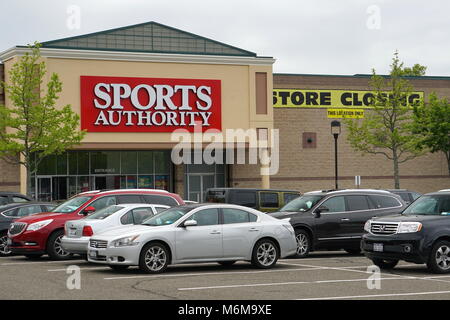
left=3, top=251, right=450, bottom=300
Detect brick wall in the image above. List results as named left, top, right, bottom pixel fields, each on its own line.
left=231, top=74, right=450, bottom=194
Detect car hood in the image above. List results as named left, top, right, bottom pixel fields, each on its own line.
left=269, top=210, right=309, bottom=219
left=373, top=214, right=450, bottom=223
left=14, top=211, right=67, bottom=223
left=94, top=224, right=165, bottom=239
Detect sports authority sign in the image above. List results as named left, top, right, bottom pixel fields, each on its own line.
left=80, top=76, right=222, bottom=132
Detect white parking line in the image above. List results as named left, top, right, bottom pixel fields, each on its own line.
left=1, top=260, right=83, bottom=266
left=103, top=267, right=323, bottom=280
left=48, top=266, right=108, bottom=272
left=178, top=276, right=412, bottom=291
left=298, top=290, right=450, bottom=300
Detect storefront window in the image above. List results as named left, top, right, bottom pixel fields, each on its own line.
left=121, top=151, right=137, bottom=174
left=138, top=175, right=154, bottom=188
left=138, top=151, right=153, bottom=174
left=91, top=151, right=120, bottom=175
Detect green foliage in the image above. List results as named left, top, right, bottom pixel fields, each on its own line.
left=0, top=42, right=86, bottom=194
left=344, top=52, right=426, bottom=188
left=413, top=92, right=450, bottom=174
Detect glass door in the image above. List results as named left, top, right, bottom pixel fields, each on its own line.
left=186, top=174, right=215, bottom=202
left=37, top=177, right=52, bottom=202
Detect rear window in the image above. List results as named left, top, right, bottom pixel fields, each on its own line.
left=231, top=191, right=257, bottom=208
left=369, top=195, right=402, bottom=209
left=86, top=205, right=124, bottom=220
left=143, top=194, right=178, bottom=206
left=222, top=208, right=257, bottom=224
left=205, top=190, right=226, bottom=203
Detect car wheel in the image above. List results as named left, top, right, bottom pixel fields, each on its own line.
left=293, top=229, right=311, bottom=258
left=427, top=240, right=450, bottom=274
left=251, top=239, right=279, bottom=269
left=372, top=258, right=399, bottom=270
left=344, top=248, right=361, bottom=255
left=218, top=261, right=236, bottom=266
left=47, top=230, right=73, bottom=260
left=109, top=265, right=129, bottom=271
left=139, top=242, right=169, bottom=274
left=0, top=233, right=12, bottom=257
left=24, top=254, right=43, bottom=260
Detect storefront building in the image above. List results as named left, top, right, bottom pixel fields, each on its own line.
left=0, top=22, right=448, bottom=200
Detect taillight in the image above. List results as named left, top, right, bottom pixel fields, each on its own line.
left=82, top=226, right=93, bottom=237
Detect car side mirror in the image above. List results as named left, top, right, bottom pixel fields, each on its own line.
left=82, top=206, right=96, bottom=215
left=314, top=206, right=329, bottom=217
left=183, top=220, right=198, bottom=227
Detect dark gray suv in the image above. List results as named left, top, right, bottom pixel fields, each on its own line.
left=269, top=189, right=407, bottom=258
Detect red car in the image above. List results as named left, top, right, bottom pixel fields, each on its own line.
left=7, top=189, right=183, bottom=260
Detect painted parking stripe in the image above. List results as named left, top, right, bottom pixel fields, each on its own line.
left=298, top=290, right=450, bottom=300
left=103, top=267, right=323, bottom=280
left=178, top=276, right=414, bottom=291
left=1, top=259, right=84, bottom=266
left=48, top=266, right=109, bottom=272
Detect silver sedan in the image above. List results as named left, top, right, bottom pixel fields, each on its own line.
left=61, top=204, right=169, bottom=255
left=87, top=203, right=297, bottom=273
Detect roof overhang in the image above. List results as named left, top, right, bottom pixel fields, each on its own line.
left=0, top=46, right=275, bottom=66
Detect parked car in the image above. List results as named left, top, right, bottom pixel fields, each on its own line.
left=385, top=189, right=422, bottom=205
left=0, top=192, right=33, bottom=206
left=87, top=203, right=297, bottom=273
left=205, top=188, right=301, bottom=212
left=7, top=189, right=183, bottom=260
left=61, top=203, right=169, bottom=256
left=0, top=202, right=56, bottom=256
left=269, top=189, right=407, bottom=258
left=362, top=190, right=450, bottom=273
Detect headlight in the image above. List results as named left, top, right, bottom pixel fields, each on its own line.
left=398, top=222, right=422, bottom=233
left=364, top=220, right=371, bottom=232
left=26, top=219, right=53, bottom=231
left=110, top=235, right=140, bottom=247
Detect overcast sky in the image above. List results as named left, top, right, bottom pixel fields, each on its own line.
left=1, top=0, right=449, bottom=76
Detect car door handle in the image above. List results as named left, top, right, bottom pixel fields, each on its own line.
left=341, top=218, right=350, bottom=221
left=249, top=228, right=260, bottom=232
left=210, top=231, right=221, bottom=235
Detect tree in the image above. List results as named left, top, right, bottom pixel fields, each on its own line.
left=344, top=52, right=426, bottom=189
left=413, top=92, right=450, bottom=175
left=0, top=43, right=85, bottom=197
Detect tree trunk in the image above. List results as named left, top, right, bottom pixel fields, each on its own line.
left=393, top=148, right=400, bottom=189
left=446, top=151, right=450, bottom=176
left=26, top=166, right=33, bottom=199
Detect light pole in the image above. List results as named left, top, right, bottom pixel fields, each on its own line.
left=331, top=120, right=341, bottom=190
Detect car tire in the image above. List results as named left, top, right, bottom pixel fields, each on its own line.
left=0, top=232, right=12, bottom=257
left=24, top=254, right=43, bottom=260
left=251, top=239, right=279, bottom=269
left=344, top=248, right=361, bottom=255
left=218, top=261, right=236, bottom=266
left=139, top=242, right=169, bottom=274
left=293, top=229, right=311, bottom=258
left=46, top=230, right=73, bottom=260
left=109, top=265, right=129, bottom=271
left=372, top=258, right=399, bottom=270
left=427, top=240, right=450, bottom=274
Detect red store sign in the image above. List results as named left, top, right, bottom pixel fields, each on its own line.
left=80, top=76, right=222, bottom=132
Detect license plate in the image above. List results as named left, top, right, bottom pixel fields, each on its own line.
left=373, top=243, right=384, bottom=252
left=89, top=250, right=98, bottom=258
left=68, top=229, right=77, bottom=236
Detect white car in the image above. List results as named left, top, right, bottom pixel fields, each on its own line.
left=61, top=203, right=169, bottom=256
left=87, top=203, right=297, bottom=273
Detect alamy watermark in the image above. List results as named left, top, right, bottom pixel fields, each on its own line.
left=366, top=265, right=381, bottom=289
left=66, top=265, right=81, bottom=290
left=366, top=5, right=381, bottom=30
left=66, top=5, right=81, bottom=30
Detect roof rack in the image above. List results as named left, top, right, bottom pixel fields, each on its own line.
left=100, top=188, right=169, bottom=194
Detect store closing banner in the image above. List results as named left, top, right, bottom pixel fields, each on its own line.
left=81, top=76, right=222, bottom=132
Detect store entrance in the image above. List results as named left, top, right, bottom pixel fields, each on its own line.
left=36, top=176, right=68, bottom=202
left=186, top=174, right=215, bottom=202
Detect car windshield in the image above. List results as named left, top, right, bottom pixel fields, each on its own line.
left=85, top=205, right=124, bottom=220
left=403, top=195, right=450, bottom=216
left=51, top=196, right=93, bottom=213
left=280, top=195, right=324, bottom=212
left=142, top=207, right=193, bottom=226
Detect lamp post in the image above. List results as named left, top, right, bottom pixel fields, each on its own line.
left=330, top=120, right=341, bottom=190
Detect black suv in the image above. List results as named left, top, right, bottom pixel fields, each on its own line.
left=362, top=190, right=450, bottom=273
left=269, top=189, right=406, bottom=257
left=0, top=192, right=33, bottom=206
left=385, top=189, right=422, bottom=205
